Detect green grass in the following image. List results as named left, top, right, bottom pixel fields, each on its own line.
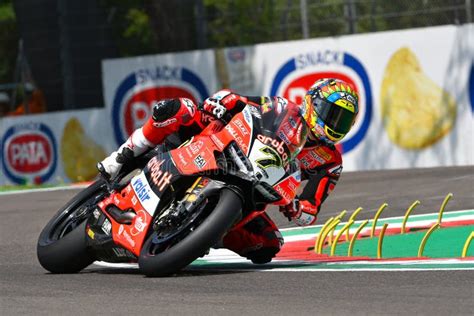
left=321, top=225, right=474, bottom=258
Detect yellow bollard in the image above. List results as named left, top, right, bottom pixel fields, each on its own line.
left=370, top=203, right=388, bottom=238
left=401, top=200, right=420, bottom=234
left=314, top=217, right=334, bottom=254
left=437, top=193, right=453, bottom=225
left=348, top=220, right=369, bottom=257
left=336, top=210, right=347, bottom=221
left=345, top=207, right=363, bottom=241
left=317, top=219, right=341, bottom=254
left=461, top=232, right=474, bottom=258
left=418, top=223, right=440, bottom=257
left=328, top=210, right=347, bottom=246
left=330, top=220, right=354, bottom=256
left=377, top=223, right=389, bottom=259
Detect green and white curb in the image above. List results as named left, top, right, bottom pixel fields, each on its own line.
left=94, top=209, right=474, bottom=272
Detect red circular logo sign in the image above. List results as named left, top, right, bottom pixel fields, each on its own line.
left=270, top=52, right=373, bottom=154
left=7, top=134, right=52, bottom=173
left=1, top=123, right=57, bottom=184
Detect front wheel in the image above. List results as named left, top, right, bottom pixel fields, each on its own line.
left=139, top=188, right=242, bottom=277
left=37, top=180, right=106, bottom=273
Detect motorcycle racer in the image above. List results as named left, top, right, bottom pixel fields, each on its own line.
left=98, top=78, right=359, bottom=263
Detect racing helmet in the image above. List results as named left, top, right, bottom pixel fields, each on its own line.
left=302, top=78, right=359, bottom=144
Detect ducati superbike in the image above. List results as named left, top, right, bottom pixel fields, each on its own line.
left=37, top=102, right=307, bottom=276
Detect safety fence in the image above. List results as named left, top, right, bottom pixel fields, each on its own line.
left=2, top=0, right=472, bottom=112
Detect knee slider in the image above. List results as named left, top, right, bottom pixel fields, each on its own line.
left=247, top=247, right=279, bottom=264
left=152, top=99, right=181, bottom=122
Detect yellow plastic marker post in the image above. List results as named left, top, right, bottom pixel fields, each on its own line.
left=461, top=232, right=474, bottom=258
left=418, top=223, right=440, bottom=257
left=314, top=217, right=334, bottom=254
left=370, top=203, right=388, bottom=238
left=345, top=207, right=363, bottom=241
left=328, top=210, right=347, bottom=246
left=401, top=200, right=420, bottom=234
left=330, top=220, right=354, bottom=256
left=335, top=210, right=347, bottom=221
left=437, top=193, right=453, bottom=225
left=317, top=219, right=341, bottom=254
left=348, top=220, right=369, bottom=257
left=377, top=223, right=389, bottom=259
left=316, top=218, right=337, bottom=254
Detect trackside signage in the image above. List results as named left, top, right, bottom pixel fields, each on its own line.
left=102, top=50, right=218, bottom=145
left=269, top=50, right=372, bottom=154
left=242, top=24, right=473, bottom=170
left=1, top=122, right=57, bottom=184
left=0, top=109, right=114, bottom=186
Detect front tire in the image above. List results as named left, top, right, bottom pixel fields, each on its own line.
left=37, top=180, right=105, bottom=273
left=139, top=188, right=242, bottom=277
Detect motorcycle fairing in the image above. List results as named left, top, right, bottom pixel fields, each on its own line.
left=168, top=103, right=306, bottom=202
left=94, top=182, right=154, bottom=256
left=130, top=171, right=160, bottom=216
left=169, top=107, right=254, bottom=176
left=92, top=152, right=179, bottom=256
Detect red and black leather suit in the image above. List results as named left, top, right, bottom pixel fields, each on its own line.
left=139, top=90, right=342, bottom=263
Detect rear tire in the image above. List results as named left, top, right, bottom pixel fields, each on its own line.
left=37, top=180, right=105, bottom=273
left=139, top=189, right=242, bottom=277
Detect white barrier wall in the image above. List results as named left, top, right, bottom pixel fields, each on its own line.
left=1, top=25, right=473, bottom=185
left=0, top=109, right=114, bottom=185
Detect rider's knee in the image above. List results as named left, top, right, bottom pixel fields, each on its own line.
left=152, top=99, right=181, bottom=122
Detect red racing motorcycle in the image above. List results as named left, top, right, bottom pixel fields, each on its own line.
left=37, top=101, right=307, bottom=276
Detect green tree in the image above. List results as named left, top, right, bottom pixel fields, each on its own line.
left=204, top=0, right=301, bottom=47
left=100, top=0, right=198, bottom=56
left=0, top=0, right=18, bottom=84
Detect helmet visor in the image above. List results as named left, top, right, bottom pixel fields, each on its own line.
left=313, top=97, right=356, bottom=134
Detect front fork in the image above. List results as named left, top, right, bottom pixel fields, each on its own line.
left=153, top=176, right=238, bottom=229
left=161, top=177, right=238, bottom=220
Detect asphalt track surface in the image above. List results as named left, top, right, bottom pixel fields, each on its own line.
left=1, top=166, right=473, bottom=315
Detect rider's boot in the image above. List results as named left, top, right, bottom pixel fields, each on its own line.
left=222, top=212, right=284, bottom=264
left=97, top=127, right=154, bottom=180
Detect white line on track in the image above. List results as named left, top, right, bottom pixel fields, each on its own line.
left=92, top=261, right=474, bottom=272
left=260, top=268, right=474, bottom=272
left=93, top=256, right=474, bottom=271
left=0, top=183, right=90, bottom=196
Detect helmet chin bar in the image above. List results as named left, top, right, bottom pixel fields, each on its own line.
left=309, top=128, right=335, bottom=146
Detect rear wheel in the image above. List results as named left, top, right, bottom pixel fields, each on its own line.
left=37, top=180, right=106, bottom=273
left=139, top=188, right=242, bottom=277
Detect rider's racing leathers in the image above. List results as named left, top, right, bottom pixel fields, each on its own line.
left=102, top=90, right=342, bottom=263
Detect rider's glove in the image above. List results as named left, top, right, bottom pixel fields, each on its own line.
left=202, top=97, right=227, bottom=119
left=280, top=199, right=319, bottom=226
left=280, top=199, right=301, bottom=220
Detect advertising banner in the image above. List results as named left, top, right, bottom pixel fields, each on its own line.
left=222, top=24, right=474, bottom=170
left=102, top=50, right=218, bottom=146
left=0, top=109, right=114, bottom=185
